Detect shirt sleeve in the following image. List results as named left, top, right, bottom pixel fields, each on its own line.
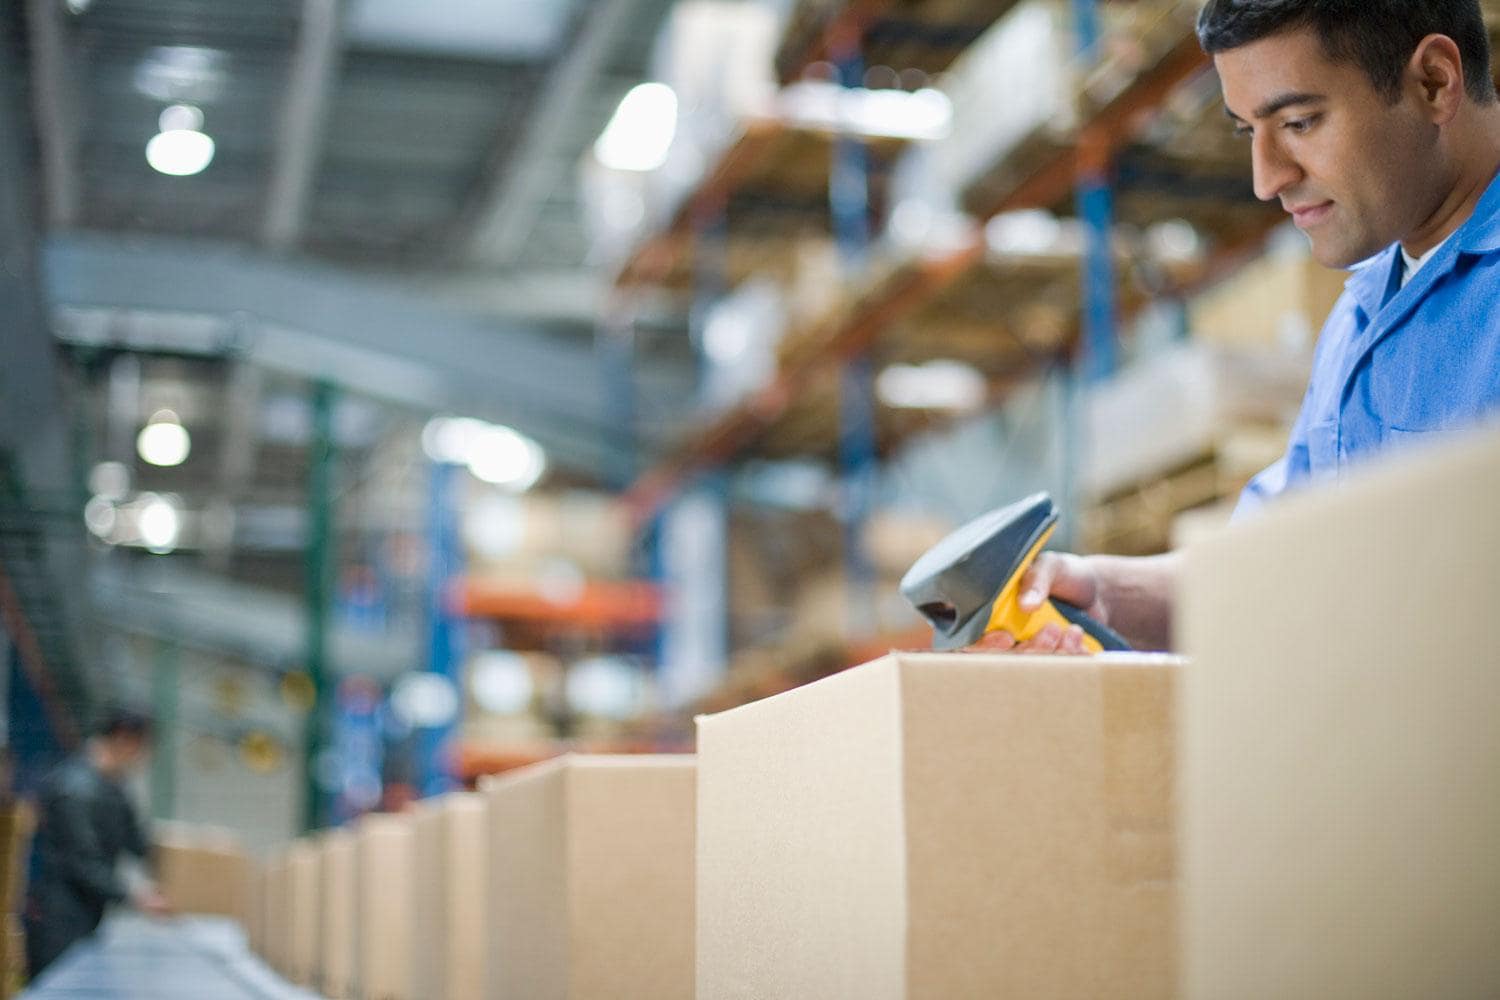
left=120, top=793, right=150, bottom=865
left=46, top=783, right=128, bottom=905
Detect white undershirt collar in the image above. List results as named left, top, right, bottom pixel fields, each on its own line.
left=1400, top=231, right=1455, bottom=287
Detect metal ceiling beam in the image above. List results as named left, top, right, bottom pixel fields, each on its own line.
left=42, top=233, right=696, bottom=474
left=463, top=0, right=642, bottom=267
left=90, top=561, right=420, bottom=683
left=23, top=0, right=79, bottom=228
left=263, top=0, right=344, bottom=251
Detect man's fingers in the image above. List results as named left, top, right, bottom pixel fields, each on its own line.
left=1017, top=623, right=1064, bottom=653
left=1018, top=554, right=1059, bottom=612
left=969, top=630, right=1017, bottom=652
left=1060, top=625, right=1086, bottom=654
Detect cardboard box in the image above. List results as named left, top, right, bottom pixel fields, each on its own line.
left=286, top=839, right=320, bottom=987
left=153, top=826, right=254, bottom=927
left=318, top=829, right=358, bottom=1000
left=696, top=652, right=1179, bottom=999
left=413, top=794, right=489, bottom=1000
left=245, top=858, right=263, bottom=959
left=356, top=813, right=416, bottom=1000
left=1178, top=426, right=1500, bottom=998
left=261, top=854, right=291, bottom=976
left=483, top=754, right=696, bottom=1000
left=1188, top=250, right=1348, bottom=352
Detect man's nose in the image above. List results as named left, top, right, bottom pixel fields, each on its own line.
left=1251, top=131, right=1303, bottom=203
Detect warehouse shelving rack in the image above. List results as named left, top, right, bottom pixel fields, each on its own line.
left=621, top=0, right=1284, bottom=525
left=614, top=119, right=910, bottom=290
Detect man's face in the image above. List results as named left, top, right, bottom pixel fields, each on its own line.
left=113, top=734, right=152, bottom=775
left=1216, top=28, right=1441, bottom=267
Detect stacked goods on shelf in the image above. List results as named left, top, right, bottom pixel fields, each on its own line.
left=260, top=853, right=291, bottom=980
left=482, top=755, right=696, bottom=1000
left=696, top=652, right=1179, bottom=998
left=1188, top=241, right=1349, bottom=352
left=1178, top=424, right=1500, bottom=997
left=319, top=828, right=358, bottom=1000
left=460, top=490, right=632, bottom=584
left=152, top=823, right=255, bottom=929
left=1080, top=242, right=1348, bottom=554
left=356, top=813, right=416, bottom=1000
left=935, top=0, right=1200, bottom=217
left=583, top=1, right=780, bottom=267
left=727, top=507, right=938, bottom=665
left=411, top=794, right=488, bottom=1000
left=699, top=278, right=789, bottom=413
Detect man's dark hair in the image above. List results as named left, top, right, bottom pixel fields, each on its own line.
left=94, top=708, right=153, bottom=741
left=1198, top=0, right=1497, bottom=105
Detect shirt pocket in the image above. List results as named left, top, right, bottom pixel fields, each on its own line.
left=1384, top=425, right=1455, bottom=457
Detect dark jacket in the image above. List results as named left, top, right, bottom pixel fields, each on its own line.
left=24, top=754, right=149, bottom=976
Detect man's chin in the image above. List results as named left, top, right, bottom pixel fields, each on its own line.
left=1305, top=232, right=1378, bottom=271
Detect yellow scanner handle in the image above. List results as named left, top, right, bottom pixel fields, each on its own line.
left=981, top=525, right=1106, bottom=654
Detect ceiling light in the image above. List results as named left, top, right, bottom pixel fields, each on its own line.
left=136, top=409, right=191, bottom=467
left=594, top=82, right=678, bottom=172
left=146, top=128, right=215, bottom=177
left=779, top=83, right=953, bottom=141
left=134, top=46, right=227, bottom=104
left=876, top=360, right=988, bottom=411
left=422, top=416, right=546, bottom=491
left=465, top=425, right=546, bottom=491
left=136, top=494, right=182, bottom=554
left=421, top=416, right=485, bottom=465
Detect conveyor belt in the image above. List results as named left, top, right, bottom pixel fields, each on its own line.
left=20, top=914, right=321, bottom=1000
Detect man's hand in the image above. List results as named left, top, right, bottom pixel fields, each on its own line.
left=968, top=552, right=1109, bottom=655
left=131, top=886, right=174, bottom=918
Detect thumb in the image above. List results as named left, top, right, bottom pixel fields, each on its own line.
left=1017, top=553, right=1059, bottom=611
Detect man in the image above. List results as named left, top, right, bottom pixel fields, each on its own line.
left=24, top=710, right=171, bottom=979
left=981, top=0, right=1500, bottom=654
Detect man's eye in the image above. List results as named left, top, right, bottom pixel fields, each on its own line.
left=1283, top=115, right=1320, bottom=134
left=1232, top=125, right=1253, bottom=140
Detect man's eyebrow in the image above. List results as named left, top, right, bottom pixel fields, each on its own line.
left=1224, top=91, right=1327, bottom=122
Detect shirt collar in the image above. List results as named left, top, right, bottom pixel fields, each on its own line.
left=1455, top=163, right=1500, bottom=254
left=1345, top=244, right=1401, bottom=319
left=1342, top=164, right=1500, bottom=316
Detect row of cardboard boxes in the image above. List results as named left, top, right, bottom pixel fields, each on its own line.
left=164, top=425, right=1500, bottom=999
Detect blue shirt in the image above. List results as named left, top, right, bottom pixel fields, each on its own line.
left=1237, top=167, right=1500, bottom=515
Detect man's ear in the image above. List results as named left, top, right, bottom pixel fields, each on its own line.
left=1410, top=33, right=1466, bottom=124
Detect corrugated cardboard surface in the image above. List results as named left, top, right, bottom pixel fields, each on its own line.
left=318, top=829, right=358, bottom=1000
left=696, top=652, right=1179, bottom=1000
left=286, top=840, right=320, bottom=987
left=412, top=804, right=446, bottom=1000
left=697, top=660, right=908, bottom=1000
left=357, top=813, right=416, bottom=1000
left=245, top=858, right=263, bottom=959
left=410, top=794, right=488, bottom=1000
left=485, top=754, right=696, bottom=1000
left=444, top=796, right=489, bottom=1000
left=261, top=854, right=291, bottom=977
left=153, top=831, right=254, bottom=927
left=1179, top=426, right=1500, bottom=999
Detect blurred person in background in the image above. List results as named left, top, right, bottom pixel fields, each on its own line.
left=983, top=0, right=1500, bottom=654
left=24, top=709, right=171, bottom=979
